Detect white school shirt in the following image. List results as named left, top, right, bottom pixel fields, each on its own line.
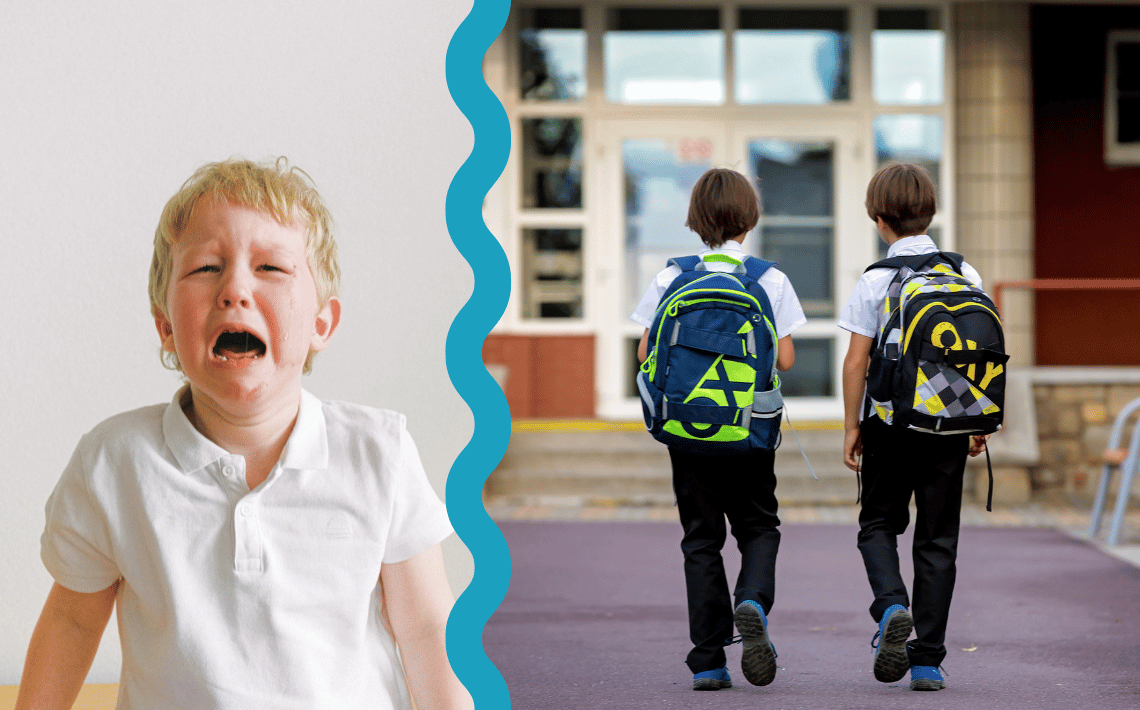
left=630, top=240, right=807, bottom=339
left=837, top=234, right=984, bottom=338
left=41, top=386, right=453, bottom=710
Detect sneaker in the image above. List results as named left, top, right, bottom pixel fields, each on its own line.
left=733, top=600, right=777, bottom=686
left=692, top=666, right=732, bottom=691
left=909, top=665, right=945, bottom=691
left=871, top=604, right=913, bottom=683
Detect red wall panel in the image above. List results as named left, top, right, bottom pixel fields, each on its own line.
left=483, top=334, right=596, bottom=418
left=1032, top=5, right=1140, bottom=365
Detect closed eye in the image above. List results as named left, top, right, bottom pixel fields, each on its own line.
left=258, top=264, right=288, bottom=273
left=189, top=265, right=220, bottom=275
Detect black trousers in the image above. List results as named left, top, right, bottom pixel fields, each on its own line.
left=856, top=416, right=969, bottom=668
left=669, top=447, right=781, bottom=673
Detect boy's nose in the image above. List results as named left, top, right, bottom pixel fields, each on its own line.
left=217, top=271, right=253, bottom=309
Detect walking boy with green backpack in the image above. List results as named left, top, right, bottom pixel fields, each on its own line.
left=840, top=162, right=1006, bottom=691
left=632, top=168, right=806, bottom=691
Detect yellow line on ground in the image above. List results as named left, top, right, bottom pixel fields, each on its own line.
left=511, top=420, right=845, bottom=433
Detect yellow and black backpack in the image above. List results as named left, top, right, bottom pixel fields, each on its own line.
left=864, top=251, right=1009, bottom=437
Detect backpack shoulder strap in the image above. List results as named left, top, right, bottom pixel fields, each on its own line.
left=864, top=251, right=965, bottom=274
left=742, top=255, right=777, bottom=281
left=667, top=255, right=702, bottom=272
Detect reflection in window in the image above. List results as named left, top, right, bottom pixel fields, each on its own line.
left=521, top=117, right=583, bottom=209
left=873, top=8, right=943, bottom=105
left=778, top=338, right=834, bottom=397
left=735, top=9, right=850, bottom=104
left=605, top=8, right=724, bottom=104
left=623, top=138, right=712, bottom=315
left=749, top=141, right=835, bottom=317
left=751, top=141, right=834, bottom=216
left=522, top=228, right=584, bottom=319
left=519, top=8, right=585, bottom=101
left=874, top=114, right=942, bottom=199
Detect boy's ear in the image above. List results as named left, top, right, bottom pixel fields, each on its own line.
left=309, top=297, right=341, bottom=352
left=154, top=311, right=177, bottom=353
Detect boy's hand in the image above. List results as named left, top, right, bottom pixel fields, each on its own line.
left=843, top=428, right=862, bottom=471
left=968, top=434, right=990, bottom=457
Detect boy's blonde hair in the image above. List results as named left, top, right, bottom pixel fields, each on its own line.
left=685, top=168, right=761, bottom=247
left=148, top=157, right=341, bottom=374
left=865, top=162, right=936, bottom=237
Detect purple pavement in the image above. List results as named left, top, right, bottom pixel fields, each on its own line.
left=485, top=521, right=1140, bottom=710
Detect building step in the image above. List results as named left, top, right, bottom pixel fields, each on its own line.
left=485, top=423, right=858, bottom=507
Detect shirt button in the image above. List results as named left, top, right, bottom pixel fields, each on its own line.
left=239, top=504, right=253, bottom=517
left=222, top=465, right=235, bottom=477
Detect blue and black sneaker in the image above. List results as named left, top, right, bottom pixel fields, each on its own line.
left=909, top=665, right=945, bottom=691
left=733, top=600, right=777, bottom=686
left=871, top=604, right=913, bottom=683
left=692, top=666, right=732, bottom=691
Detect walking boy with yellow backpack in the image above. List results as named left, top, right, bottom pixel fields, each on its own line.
left=840, top=162, right=1006, bottom=691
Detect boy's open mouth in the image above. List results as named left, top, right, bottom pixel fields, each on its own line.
left=212, top=330, right=267, bottom=361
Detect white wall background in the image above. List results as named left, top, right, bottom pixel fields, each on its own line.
left=0, top=0, right=475, bottom=685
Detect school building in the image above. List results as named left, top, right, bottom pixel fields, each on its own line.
left=482, top=1, right=1140, bottom=506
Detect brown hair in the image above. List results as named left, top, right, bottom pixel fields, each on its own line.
left=865, top=162, right=936, bottom=237
left=685, top=168, right=760, bottom=247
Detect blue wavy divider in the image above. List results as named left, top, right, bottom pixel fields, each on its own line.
left=443, top=0, right=512, bottom=708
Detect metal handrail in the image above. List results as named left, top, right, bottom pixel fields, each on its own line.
left=1090, top=397, right=1140, bottom=544
left=992, top=278, right=1140, bottom=314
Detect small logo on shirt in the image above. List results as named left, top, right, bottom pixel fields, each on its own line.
left=327, top=514, right=353, bottom=539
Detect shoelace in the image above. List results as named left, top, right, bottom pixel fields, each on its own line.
left=723, top=634, right=778, bottom=657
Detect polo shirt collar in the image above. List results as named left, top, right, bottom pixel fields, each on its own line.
left=701, top=240, right=746, bottom=258
left=278, top=389, right=329, bottom=471
left=886, top=234, right=936, bottom=258
left=163, top=386, right=329, bottom=474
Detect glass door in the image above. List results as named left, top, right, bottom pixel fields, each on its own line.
left=731, top=120, right=865, bottom=419
left=597, top=119, right=868, bottom=420
left=595, top=121, right=727, bottom=419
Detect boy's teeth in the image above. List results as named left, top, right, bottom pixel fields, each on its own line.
left=215, top=353, right=262, bottom=362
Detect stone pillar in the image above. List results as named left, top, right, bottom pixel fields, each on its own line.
left=955, top=2, right=1034, bottom=367
left=955, top=3, right=1035, bottom=504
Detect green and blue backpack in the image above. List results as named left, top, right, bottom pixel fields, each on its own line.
left=637, top=254, right=783, bottom=455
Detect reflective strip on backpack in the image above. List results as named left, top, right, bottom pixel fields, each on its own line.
left=636, top=372, right=655, bottom=420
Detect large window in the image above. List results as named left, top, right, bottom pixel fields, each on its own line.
left=736, top=8, right=851, bottom=104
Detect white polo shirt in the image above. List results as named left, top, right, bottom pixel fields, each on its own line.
left=838, top=235, right=984, bottom=338
left=41, top=386, right=453, bottom=710
left=630, top=240, right=807, bottom=339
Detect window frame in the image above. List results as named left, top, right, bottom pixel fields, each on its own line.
left=1105, top=29, right=1140, bottom=166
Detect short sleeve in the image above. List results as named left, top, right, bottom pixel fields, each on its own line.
left=962, top=262, right=984, bottom=290
left=382, top=422, right=454, bottom=564
left=630, top=266, right=681, bottom=328
left=41, top=438, right=121, bottom=593
left=837, top=275, right=880, bottom=338
left=761, top=269, right=807, bottom=339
